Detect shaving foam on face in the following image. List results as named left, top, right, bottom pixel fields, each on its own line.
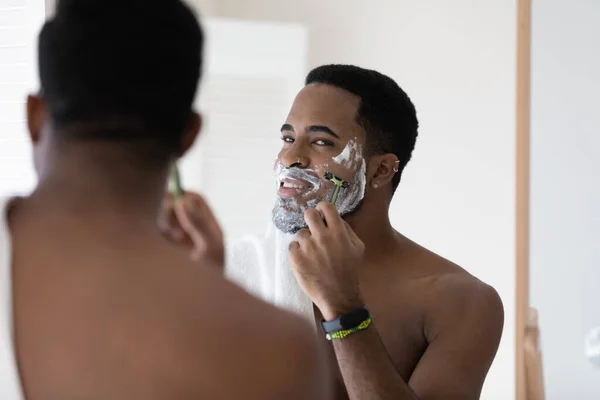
left=330, top=139, right=367, bottom=214
left=275, top=163, right=322, bottom=197
left=271, top=142, right=367, bottom=234
left=335, top=156, right=366, bottom=215
left=332, top=140, right=356, bottom=167
left=272, top=163, right=322, bottom=233
left=272, top=197, right=319, bottom=234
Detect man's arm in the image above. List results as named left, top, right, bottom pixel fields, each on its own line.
left=407, top=281, right=504, bottom=399
left=332, top=320, right=419, bottom=399
left=290, top=202, right=503, bottom=399
left=331, top=281, right=504, bottom=400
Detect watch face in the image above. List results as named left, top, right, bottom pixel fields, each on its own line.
left=339, top=313, right=352, bottom=328
left=321, top=307, right=370, bottom=333
left=340, top=308, right=369, bottom=329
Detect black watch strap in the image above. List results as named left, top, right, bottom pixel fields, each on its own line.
left=321, top=306, right=370, bottom=334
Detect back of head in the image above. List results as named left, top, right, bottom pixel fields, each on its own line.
left=305, top=64, right=418, bottom=194
left=38, top=0, right=203, bottom=156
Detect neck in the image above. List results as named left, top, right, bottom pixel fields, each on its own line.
left=32, top=140, right=171, bottom=222
left=345, top=201, right=399, bottom=263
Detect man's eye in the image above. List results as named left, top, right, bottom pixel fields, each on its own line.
left=281, top=136, right=294, bottom=143
left=314, top=139, right=334, bottom=146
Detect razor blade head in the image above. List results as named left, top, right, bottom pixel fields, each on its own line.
left=324, top=172, right=350, bottom=188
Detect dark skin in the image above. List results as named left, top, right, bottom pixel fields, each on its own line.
left=9, top=94, right=331, bottom=399
left=165, top=83, right=504, bottom=399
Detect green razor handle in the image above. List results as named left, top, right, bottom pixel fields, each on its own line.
left=324, top=172, right=350, bottom=204
left=170, top=164, right=183, bottom=200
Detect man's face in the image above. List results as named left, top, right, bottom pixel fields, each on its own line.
left=272, top=84, right=368, bottom=233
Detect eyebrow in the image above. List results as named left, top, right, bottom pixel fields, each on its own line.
left=280, top=124, right=340, bottom=139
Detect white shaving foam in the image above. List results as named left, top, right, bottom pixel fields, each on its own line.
left=332, top=141, right=354, bottom=167
left=336, top=155, right=366, bottom=215
left=271, top=143, right=367, bottom=233
left=332, top=140, right=367, bottom=214
left=272, top=163, right=322, bottom=233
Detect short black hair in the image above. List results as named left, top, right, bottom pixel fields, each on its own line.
left=305, top=64, right=418, bottom=193
left=38, top=0, right=203, bottom=156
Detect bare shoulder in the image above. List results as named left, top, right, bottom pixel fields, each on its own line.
left=157, top=257, right=331, bottom=399
left=432, top=270, right=504, bottom=332
left=236, top=298, right=332, bottom=400
left=387, top=241, right=504, bottom=398
left=401, top=237, right=504, bottom=340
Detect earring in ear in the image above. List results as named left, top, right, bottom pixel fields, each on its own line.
left=373, top=183, right=379, bottom=189
left=393, top=160, right=400, bottom=173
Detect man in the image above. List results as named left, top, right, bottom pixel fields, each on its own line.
left=1, top=0, right=330, bottom=398
left=166, top=65, right=504, bottom=399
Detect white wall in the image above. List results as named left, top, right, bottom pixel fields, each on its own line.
left=45, top=0, right=55, bottom=16
left=180, top=18, right=307, bottom=241
left=204, top=1, right=518, bottom=399
left=0, top=0, right=46, bottom=196
left=530, top=1, right=600, bottom=399
left=184, top=0, right=217, bottom=17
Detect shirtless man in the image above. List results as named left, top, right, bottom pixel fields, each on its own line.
left=166, top=65, right=504, bottom=399
left=1, top=0, right=330, bottom=398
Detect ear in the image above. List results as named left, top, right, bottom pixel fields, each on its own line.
left=26, top=94, right=46, bottom=145
left=178, top=111, right=202, bottom=157
left=367, top=153, right=399, bottom=189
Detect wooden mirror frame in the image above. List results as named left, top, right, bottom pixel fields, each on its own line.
left=516, top=0, right=531, bottom=398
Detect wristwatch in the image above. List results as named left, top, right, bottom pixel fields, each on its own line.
left=320, top=306, right=370, bottom=334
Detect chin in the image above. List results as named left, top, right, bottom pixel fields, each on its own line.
left=271, top=212, right=307, bottom=234
left=273, top=222, right=306, bottom=234
left=271, top=201, right=308, bottom=234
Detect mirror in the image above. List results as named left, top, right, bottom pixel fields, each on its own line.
left=530, top=0, right=600, bottom=398
left=185, top=1, right=520, bottom=399
left=0, top=1, right=525, bottom=398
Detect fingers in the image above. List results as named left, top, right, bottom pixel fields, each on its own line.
left=158, top=192, right=186, bottom=242
left=289, top=239, right=301, bottom=253
left=315, top=201, right=344, bottom=232
left=160, top=190, right=225, bottom=268
left=294, top=228, right=311, bottom=245
left=176, top=193, right=223, bottom=246
left=173, top=193, right=225, bottom=265
left=288, top=240, right=303, bottom=272
left=290, top=228, right=313, bottom=255
left=304, top=208, right=326, bottom=235
left=173, top=200, right=204, bottom=246
left=288, top=230, right=315, bottom=272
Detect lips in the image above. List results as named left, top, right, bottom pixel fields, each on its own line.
left=278, top=177, right=314, bottom=199
left=275, top=166, right=323, bottom=200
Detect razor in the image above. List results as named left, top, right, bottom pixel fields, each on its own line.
left=170, top=164, right=183, bottom=200
left=324, top=172, right=350, bottom=204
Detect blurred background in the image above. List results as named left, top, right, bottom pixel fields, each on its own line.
left=0, top=1, right=597, bottom=399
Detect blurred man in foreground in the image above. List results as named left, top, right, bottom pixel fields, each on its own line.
left=0, top=0, right=330, bottom=398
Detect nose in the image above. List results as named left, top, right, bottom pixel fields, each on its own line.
left=278, top=143, right=310, bottom=169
